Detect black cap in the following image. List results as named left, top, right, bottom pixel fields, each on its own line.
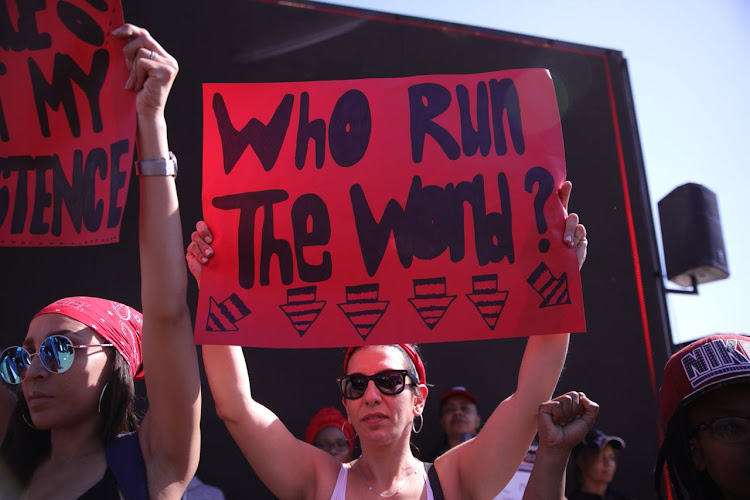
left=573, top=428, right=626, bottom=458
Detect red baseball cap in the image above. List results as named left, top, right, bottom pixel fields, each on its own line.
left=659, top=333, right=750, bottom=425
left=439, top=386, right=478, bottom=406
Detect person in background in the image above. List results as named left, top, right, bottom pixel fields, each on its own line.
left=568, top=428, right=632, bottom=500
left=655, top=333, right=750, bottom=500
left=429, top=386, right=483, bottom=460
left=305, top=407, right=356, bottom=463
left=430, top=386, right=539, bottom=500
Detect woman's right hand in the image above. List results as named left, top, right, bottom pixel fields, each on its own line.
left=186, top=221, right=214, bottom=285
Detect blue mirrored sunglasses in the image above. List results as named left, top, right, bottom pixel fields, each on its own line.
left=0, top=335, right=113, bottom=384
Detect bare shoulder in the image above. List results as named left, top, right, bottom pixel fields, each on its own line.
left=311, top=450, right=347, bottom=500
left=432, top=448, right=462, bottom=498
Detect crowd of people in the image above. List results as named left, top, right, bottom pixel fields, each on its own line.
left=1, top=23, right=749, bottom=500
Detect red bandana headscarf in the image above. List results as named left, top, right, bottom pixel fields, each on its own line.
left=33, top=297, right=144, bottom=380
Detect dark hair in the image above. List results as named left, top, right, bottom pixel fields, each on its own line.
left=653, top=406, right=722, bottom=500
left=344, top=344, right=423, bottom=388
left=0, top=352, right=138, bottom=488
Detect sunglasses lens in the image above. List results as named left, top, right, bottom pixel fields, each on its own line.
left=710, top=417, right=750, bottom=442
left=0, top=347, right=30, bottom=384
left=374, top=371, right=405, bottom=395
left=344, top=375, right=368, bottom=399
left=40, top=336, right=75, bottom=374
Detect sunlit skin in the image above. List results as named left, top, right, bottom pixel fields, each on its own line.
left=439, top=395, right=482, bottom=448
left=21, top=314, right=112, bottom=432
left=313, top=426, right=351, bottom=463
left=343, top=346, right=425, bottom=448
left=578, top=444, right=618, bottom=495
left=689, top=383, right=750, bottom=500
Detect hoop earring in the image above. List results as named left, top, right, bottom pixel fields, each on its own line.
left=98, top=382, right=109, bottom=414
left=412, top=414, right=424, bottom=434
left=21, top=406, right=38, bottom=429
left=342, top=421, right=358, bottom=442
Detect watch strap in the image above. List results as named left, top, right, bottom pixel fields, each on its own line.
left=135, top=151, right=178, bottom=177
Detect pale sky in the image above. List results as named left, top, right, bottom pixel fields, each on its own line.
left=325, top=0, right=750, bottom=344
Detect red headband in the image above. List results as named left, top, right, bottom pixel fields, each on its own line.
left=344, top=344, right=426, bottom=385
left=33, top=297, right=144, bottom=380
left=304, top=406, right=355, bottom=456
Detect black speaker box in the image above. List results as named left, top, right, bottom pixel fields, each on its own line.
left=658, top=183, right=729, bottom=287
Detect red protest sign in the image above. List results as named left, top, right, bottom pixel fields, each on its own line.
left=196, top=68, right=585, bottom=347
left=0, top=1, right=135, bottom=246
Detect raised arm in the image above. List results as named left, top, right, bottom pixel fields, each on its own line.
left=112, top=24, right=201, bottom=497
left=436, top=181, right=587, bottom=499
left=190, top=222, right=340, bottom=499
left=202, top=345, right=340, bottom=499
left=523, top=392, right=599, bottom=500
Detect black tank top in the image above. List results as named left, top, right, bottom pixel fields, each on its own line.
left=77, top=467, right=120, bottom=499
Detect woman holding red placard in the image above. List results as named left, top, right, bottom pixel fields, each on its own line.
left=0, top=24, right=200, bottom=499
left=188, top=182, right=586, bottom=499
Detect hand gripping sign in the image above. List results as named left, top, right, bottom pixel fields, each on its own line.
left=196, top=68, right=585, bottom=347
left=0, top=1, right=135, bottom=246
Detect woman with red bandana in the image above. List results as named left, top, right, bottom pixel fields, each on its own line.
left=0, top=24, right=200, bottom=499
left=189, top=183, right=587, bottom=499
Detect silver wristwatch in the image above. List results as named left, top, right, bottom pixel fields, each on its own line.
left=135, top=151, right=178, bottom=177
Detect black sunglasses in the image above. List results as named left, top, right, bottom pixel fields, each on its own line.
left=691, top=416, right=750, bottom=443
left=336, top=369, right=416, bottom=400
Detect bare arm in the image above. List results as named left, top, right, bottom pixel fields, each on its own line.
left=523, top=392, right=599, bottom=500
left=112, top=24, right=201, bottom=498
left=436, top=181, right=587, bottom=499
left=202, top=345, right=340, bottom=499
left=436, top=333, right=571, bottom=498
left=191, top=221, right=339, bottom=499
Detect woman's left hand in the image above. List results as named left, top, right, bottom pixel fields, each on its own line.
left=558, top=181, right=587, bottom=270
left=112, top=24, right=178, bottom=119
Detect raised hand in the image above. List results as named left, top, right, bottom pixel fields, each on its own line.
left=537, top=391, right=599, bottom=452
left=185, top=221, right=214, bottom=286
left=558, top=181, right=587, bottom=270
left=112, top=24, right=178, bottom=119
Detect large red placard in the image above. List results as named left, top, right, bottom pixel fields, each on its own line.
left=0, top=0, right=135, bottom=246
left=197, top=68, right=585, bottom=347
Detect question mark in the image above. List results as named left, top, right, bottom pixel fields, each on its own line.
left=524, top=166, right=554, bottom=253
